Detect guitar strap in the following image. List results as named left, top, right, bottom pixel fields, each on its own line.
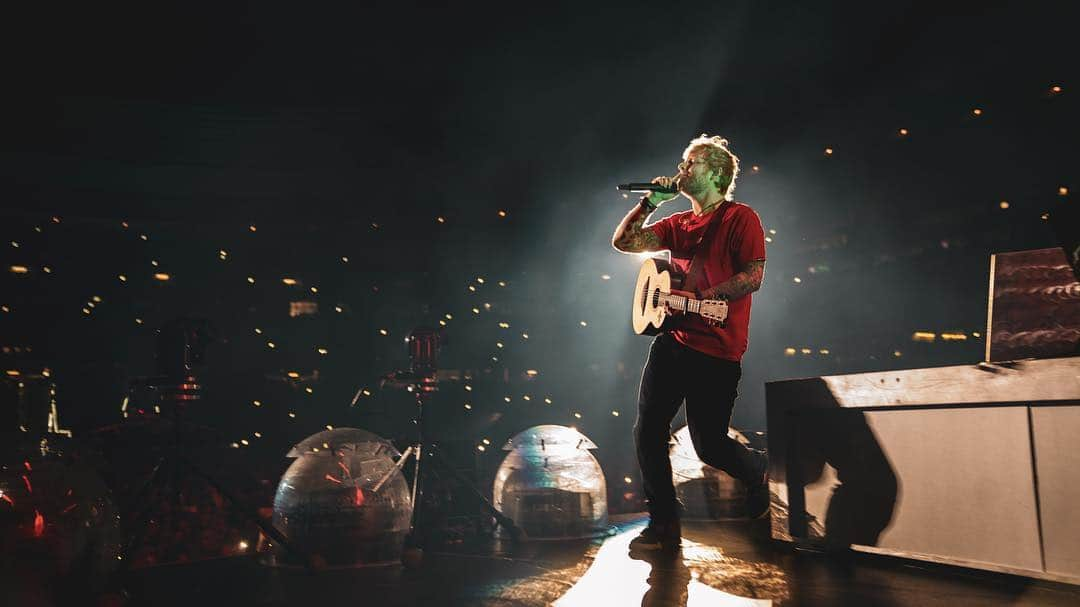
left=683, top=200, right=732, bottom=295
left=673, top=200, right=732, bottom=337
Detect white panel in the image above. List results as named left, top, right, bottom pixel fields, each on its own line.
left=1032, top=406, right=1080, bottom=577
left=864, top=407, right=1042, bottom=572
left=818, top=357, right=1080, bottom=408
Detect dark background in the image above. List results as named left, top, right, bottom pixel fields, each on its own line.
left=1, top=1, right=1075, bottom=506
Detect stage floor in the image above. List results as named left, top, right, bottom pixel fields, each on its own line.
left=123, top=514, right=1080, bottom=606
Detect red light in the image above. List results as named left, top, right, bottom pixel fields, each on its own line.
left=33, top=510, right=45, bottom=537
left=354, top=487, right=365, bottom=507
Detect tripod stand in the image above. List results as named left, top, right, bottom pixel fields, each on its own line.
left=111, top=318, right=311, bottom=591
left=113, top=374, right=312, bottom=577
left=376, top=374, right=522, bottom=561
left=376, top=329, right=522, bottom=564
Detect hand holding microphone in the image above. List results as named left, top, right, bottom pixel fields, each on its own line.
left=617, top=176, right=680, bottom=206
left=644, top=176, right=679, bottom=206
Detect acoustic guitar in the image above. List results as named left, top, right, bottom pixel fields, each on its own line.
left=631, top=257, right=728, bottom=335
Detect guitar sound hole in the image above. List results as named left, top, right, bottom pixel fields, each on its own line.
left=639, top=283, right=650, bottom=314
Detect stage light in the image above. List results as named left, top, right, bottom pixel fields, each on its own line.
left=9, top=265, right=29, bottom=274
left=972, top=108, right=983, bottom=116
left=153, top=273, right=170, bottom=281
left=824, top=147, right=833, bottom=155
left=1000, top=201, right=1009, bottom=209
left=282, top=278, right=297, bottom=285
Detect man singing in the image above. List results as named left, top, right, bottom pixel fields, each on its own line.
left=612, top=134, right=769, bottom=551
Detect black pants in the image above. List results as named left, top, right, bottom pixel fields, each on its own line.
left=634, top=333, right=766, bottom=521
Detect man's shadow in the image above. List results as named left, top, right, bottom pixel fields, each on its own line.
left=768, top=378, right=899, bottom=551
left=629, top=546, right=692, bottom=607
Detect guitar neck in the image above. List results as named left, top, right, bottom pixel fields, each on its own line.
left=658, top=292, right=703, bottom=315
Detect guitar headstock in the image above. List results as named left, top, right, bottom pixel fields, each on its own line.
left=699, top=299, right=728, bottom=326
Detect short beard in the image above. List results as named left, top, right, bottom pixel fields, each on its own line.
left=682, top=175, right=709, bottom=196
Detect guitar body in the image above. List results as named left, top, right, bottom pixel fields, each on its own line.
left=632, top=257, right=686, bottom=335
left=631, top=257, right=729, bottom=336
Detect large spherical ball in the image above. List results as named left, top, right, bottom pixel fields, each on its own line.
left=671, top=425, right=755, bottom=520
left=269, top=428, right=411, bottom=567
left=493, top=425, right=609, bottom=540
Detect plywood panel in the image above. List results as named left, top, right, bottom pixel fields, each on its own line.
left=861, top=407, right=1042, bottom=572
left=1032, top=406, right=1080, bottom=577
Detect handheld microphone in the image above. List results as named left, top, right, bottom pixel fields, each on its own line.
left=616, top=182, right=678, bottom=194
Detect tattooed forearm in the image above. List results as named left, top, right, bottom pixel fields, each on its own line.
left=612, top=204, right=662, bottom=253
left=700, top=260, right=765, bottom=301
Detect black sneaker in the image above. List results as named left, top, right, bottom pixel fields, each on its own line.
left=629, top=519, right=682, bottom=551
left=745, top=468, right=771, bottom=519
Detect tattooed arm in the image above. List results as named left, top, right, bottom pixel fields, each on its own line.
left=612, top=202, right=663, bottom=253
left=699, top=259, right=766, bottom=301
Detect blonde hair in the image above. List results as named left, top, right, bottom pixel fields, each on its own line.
left=683, top=134, right=740, bottom=200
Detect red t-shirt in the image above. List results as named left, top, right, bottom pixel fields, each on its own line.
left=648, top=201, right=766, bottom=361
